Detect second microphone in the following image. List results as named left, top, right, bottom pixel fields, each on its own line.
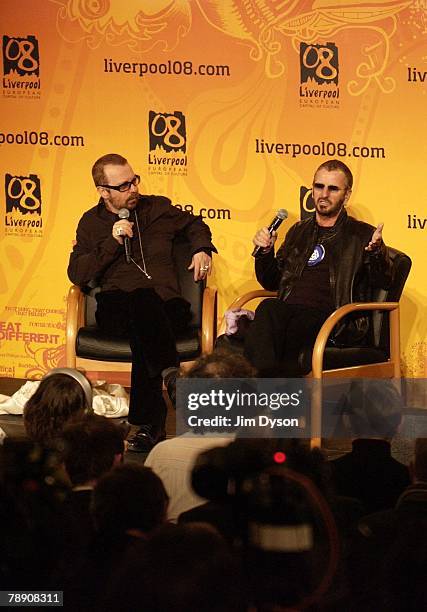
left=252, top=208, right=288, bottom=257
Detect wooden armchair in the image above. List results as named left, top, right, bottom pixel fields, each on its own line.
left=66, top=236, right=217, bottom=386
left=217, top=247, right=412, bottom=447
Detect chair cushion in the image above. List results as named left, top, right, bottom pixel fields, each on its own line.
left=299, top=346, right=388, bottom=373
left=76, top=326, right=201, bottom=363
left=77, top=236, right=206, bottom=365
left=215, top=334, right=388, bottom=374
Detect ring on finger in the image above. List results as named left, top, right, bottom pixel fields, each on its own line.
left=115, top=227, right=122, bottom=236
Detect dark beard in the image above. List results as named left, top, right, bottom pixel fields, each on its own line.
left=126, top=194, right=139, bottom=207
left=316, top=201, right=345, bottom=218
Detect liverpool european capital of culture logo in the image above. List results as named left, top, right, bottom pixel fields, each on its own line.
left=299, top=42, right=339, bottom=108
left=2, top=35, right=40, bottom=98
left=4, top=173, right=43, bottom=237
left=148, top=111, right=187, bottom=175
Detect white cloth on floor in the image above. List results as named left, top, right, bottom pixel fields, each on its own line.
left=0, top=380, right=40, bottom=415
left=92, top=383, right=129, bottom=417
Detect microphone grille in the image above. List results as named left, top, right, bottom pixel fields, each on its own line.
left=277, top=208, right=288, bottom=220
left=118, top=208, right=130, bottom=219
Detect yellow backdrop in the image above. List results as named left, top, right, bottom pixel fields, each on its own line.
left=1, top=1, right=426, bottom=386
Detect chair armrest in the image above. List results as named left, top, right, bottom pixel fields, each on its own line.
left=201, top=286, right=218, bottom=353
left=65, top=285, right=85, bottom=368
left=311, top=302, right=400, bottom=378
left=217, top=290, right=277, bottom=336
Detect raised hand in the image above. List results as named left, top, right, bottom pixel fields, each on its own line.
left=365, top=222, right=384, bottom=252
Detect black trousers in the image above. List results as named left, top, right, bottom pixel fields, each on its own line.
left=96, top=289, right=182, bottom=432
left=244, top=299, right=329, bottom=376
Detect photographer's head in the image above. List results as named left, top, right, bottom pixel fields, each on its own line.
left=93, top=464, right=168, bottom=538
left=185, top=348, right=257, bottom=379
left=62, top=414, right=125, bottom=487
left=24, top=371, right=90, bottom=448
left=337, top=379, right=403, bottom=439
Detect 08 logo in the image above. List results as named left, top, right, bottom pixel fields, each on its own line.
left=300, top=42, right=338, bottom=85
left=2, top=35, right=40, bottom=76
left=5, top=174, right=41, bottom=213
left=149, top=111, right=186, bottom=152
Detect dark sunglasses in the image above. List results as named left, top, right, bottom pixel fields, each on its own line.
left=98, top=175, right=140, bottom=192
left=313, top=182, right=346, bottom=192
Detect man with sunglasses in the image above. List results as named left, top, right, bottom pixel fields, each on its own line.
left=68, top=153, right=216, bottom=452
left=244, top=159, right=391, bottom=375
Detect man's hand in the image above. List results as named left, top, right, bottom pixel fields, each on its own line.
left=365, top=222, right=384, bottom=252
left=252, top=227, right=278, bottom=252
left=112, top=220, right=134, bottom=245
left=188, top=252, right=212, bottom=281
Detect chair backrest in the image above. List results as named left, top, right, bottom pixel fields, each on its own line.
left=83, top=235, right=205, bottom=329
left=172, top=234, right=205, bottom=329
left=371, top=247, right=411, bottom=350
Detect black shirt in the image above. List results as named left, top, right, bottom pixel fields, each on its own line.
left=285, top=226, right=335, bottom=314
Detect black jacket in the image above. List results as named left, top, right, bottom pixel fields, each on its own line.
left=67, top=195, right=216, bottom=302
left=255, top=210, right=393, bottom=345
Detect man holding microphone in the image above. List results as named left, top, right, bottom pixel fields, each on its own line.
left=245, top=159, right=389, bottom=375
left=68, top=153, right=216, bottom=451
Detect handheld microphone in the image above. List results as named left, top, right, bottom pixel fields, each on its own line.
left=252, top=209, right=288, bottom=257
left=118, top=208, right=131, bottom=264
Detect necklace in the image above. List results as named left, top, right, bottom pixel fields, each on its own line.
left=129, top=211, right=152, bottom=279
left=316, top=225, right=339, bottom=246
